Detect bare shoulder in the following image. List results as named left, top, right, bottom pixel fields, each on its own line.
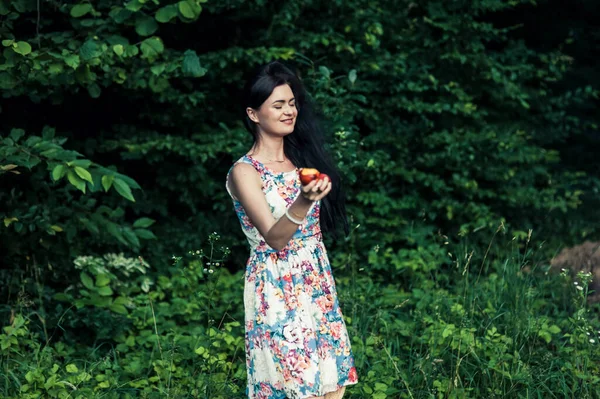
left=229, top=162, right=259, bottom=181
left=228, top=162, right=261, bottom=197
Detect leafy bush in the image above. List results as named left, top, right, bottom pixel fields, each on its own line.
left=1, top=0, right=600, bottom=398
left=2, top=0, right=599, bottom=278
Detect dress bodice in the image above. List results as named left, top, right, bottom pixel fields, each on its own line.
left=226, top=155, right=321, bottom=253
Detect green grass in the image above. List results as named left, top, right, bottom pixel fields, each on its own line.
left=1, top=232, right=599, bottom=398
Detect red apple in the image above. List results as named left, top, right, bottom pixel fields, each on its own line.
left=317, top=173, right=330, bottom=183
left=299, top=168, right=320, bottom=185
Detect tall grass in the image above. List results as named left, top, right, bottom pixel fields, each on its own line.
left=338, top=227, right=600, bottom=398
left=1, top=230, right=599, bottom=398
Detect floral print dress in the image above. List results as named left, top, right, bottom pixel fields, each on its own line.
left=226, top=155, right=358, bottom=399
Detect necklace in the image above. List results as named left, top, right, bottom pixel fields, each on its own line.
left=248, top=152, right=287, bottom=163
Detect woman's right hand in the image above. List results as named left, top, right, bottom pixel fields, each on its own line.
left=300, top=175, right=332, bottom=202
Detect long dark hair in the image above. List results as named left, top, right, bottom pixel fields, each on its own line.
left=242, top=61, right=349, bottom=238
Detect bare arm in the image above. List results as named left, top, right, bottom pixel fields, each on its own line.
left=227, top=163, right=331, bottom=251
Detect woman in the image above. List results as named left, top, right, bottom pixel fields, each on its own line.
left=226, top=61, right=358, bottom=399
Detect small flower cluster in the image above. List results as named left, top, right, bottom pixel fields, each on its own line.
left=584, top=328, right=600, bottom=344
left=203, top=261, right=221, bottom=274
left=561, top=269, right=593, bottom=293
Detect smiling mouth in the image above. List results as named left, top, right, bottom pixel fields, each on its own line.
left=281, top=118, right=294, bottom=124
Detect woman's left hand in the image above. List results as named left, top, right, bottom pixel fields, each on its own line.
left=301, top=176, right=331, bottom=202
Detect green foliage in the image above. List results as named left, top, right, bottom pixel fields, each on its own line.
left=1, top=235, right=244, bottom=398
left=1, top=0, right=598, bottom=274
left=0, top=126, right=154, bottom=289
left=2, top=234, right=600, bottom=398
left=1, top=0, right=599, bottom=397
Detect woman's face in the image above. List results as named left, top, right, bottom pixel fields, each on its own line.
left=247, top=84, right=297, bottom=137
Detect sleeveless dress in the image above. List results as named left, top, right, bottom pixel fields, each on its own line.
left=226, top=155, right=358, bottom=399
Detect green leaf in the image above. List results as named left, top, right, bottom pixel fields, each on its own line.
left=113, top=296, right=129, bottom=306
left=133, top=217, right=155, bottom=228
left=66, top=364, right=79, bottom=373
left=4, top=217, right=18, bottom=227
left=113, top=178, right=135, bottom=202
left=74, top=166, right=93, bottom=184
left=135, top=15, right=159, bottom=37
left=149, top=76, right=169, bottom=93
left=106, top=222, right=128, bottom=245
left=80, top=40, right=100, bottom=61
left=109, top=304, right=128, bottom=315
left=0, top=72, right=17, bottom=90
left=53, top=293, right=72, bottom=302
left=123, top=227, right=140, bottom=247
left=2, top=39, right=14, bottom=47
left=67, top=170, right=86, bottom=193
left=13, top=41, right=32, bottom=56
left=95, top=274, right=111, bottom=287
left=548, top=325, right=561, bottom=334
left=113, top=44, right=124, bottom=56
left=64, top=54, right=80, bottom=69
left=135, top=229, right=157, bottom=240
left=349, top=69, right=357, bottom=84
left=49, top=63, right=64, bottom=75
left=9, top=129, right=24, bottom=142
left=52, top=165, right=66, bottom=181
left=70, top=4, right=93, bottom=18
left=520, top=99, right=530, bottom=109
left=125, top=45, right=139, bottom=57
left=151, top=63, right=166, bottom=76
left=538, top=330, right=552, bottom=344
left=442, top=325, right=454, bottom=338
left=68, top=159, right=92, bottom=168
left=178, top=0, right=201, bottom=19
left=102, top=175, right=114, bottom=192
left=89, top=295, right=111, bottom=307
left=0, top=1, right=9, bottom=16
left=375, top=382, right=388, bottom=391
left=80, top=272, right=94, bottom=290
left=182, top=50, right=206, bottom=77
left=97, top=286, right=113, bottom=296
left=140, top=37, right=164, bottom=60
left=114, top=173, right=141, bottom=189
left=155, top=5, right=178, bottom=23
left=125, top=0, right=143, bottom=12
left=87, top=83, right=101, bottom=98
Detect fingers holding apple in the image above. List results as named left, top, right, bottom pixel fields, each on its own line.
left=299, top=168, right=332, bottom=201
left=317, top=173, right=330, bottom=184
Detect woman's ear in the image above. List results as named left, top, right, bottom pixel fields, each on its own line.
left=246, top=107, right=259, bottom=123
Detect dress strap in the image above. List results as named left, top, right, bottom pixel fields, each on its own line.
left=242, top=154, right=268, bottom=175
left=227, top=155, right=263, bottom=175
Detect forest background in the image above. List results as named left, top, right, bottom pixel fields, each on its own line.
left=1, top=0, right=600, bottom=397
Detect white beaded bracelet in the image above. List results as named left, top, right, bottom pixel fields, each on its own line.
left=285, top=209, right=304, bottom=225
